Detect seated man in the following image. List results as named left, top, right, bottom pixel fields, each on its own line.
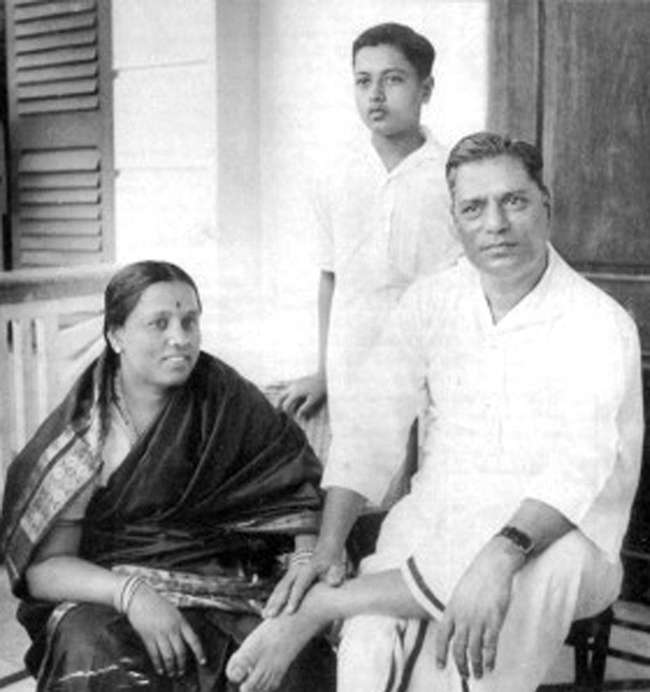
left=226, top=132, right=644, bottom=691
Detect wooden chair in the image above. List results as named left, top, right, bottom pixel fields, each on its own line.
left=566, top=606, right=614, bottom=689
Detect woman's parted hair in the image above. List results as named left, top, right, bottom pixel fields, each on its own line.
left=445, top=131, right=549, bottom=198
left=103, top=260, right=202, bottom=346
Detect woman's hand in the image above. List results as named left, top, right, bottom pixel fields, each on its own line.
left=277, top=373, right=327, bottom=419
left=263, top=546, right=346, bottom=618
left=126, top=582, right=206, bottom=678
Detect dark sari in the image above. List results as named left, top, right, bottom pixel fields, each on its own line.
left=0, top=351, right=335, bottom=691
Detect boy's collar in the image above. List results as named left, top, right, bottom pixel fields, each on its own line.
left=378, top=126, right=444, bottom=176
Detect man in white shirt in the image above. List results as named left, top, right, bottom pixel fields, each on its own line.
left=226, top=132, right=644, bottom=692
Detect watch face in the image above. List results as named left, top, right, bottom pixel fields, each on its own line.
left=499, top=526, right=534, bottom=554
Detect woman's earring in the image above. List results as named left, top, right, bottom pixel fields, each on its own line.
left=107, top=332, right=122, bottom=354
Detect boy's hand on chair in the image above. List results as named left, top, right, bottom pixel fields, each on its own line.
left=278, top=373, right=327, bottom=419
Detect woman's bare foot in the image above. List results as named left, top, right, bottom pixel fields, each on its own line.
left=226, top=587, right=330, bottom=692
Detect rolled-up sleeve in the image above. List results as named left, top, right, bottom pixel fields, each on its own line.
left=322, top=282, right=433, bottom=504
left=524, top=309, right=643, bottom=557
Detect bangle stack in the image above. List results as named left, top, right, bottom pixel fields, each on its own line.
left=115, top=575, right=147, bottom=615
left=290, top=550, right=314, bottom=567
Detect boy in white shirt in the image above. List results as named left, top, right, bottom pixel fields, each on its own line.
left=281, top=22, right=459, bottom=422
left=277, top=24, right=461, bottom=576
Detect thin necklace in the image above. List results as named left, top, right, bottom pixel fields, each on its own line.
left=113, top=370, right=142, bottom=444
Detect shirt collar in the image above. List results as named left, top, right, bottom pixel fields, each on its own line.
left=463, top=244, right=567, bottom=332
left=364, top=126, right=447, bottom=179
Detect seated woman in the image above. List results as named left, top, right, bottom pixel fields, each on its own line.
left=0, top=261, right=335, bottom=691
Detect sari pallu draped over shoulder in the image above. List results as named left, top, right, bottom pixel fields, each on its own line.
left=0, top=350, right=323, bottom=608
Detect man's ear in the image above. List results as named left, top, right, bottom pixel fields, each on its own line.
left=449, top=202, right=462, bottom=239
left=421, top=76, right=434, bottom=103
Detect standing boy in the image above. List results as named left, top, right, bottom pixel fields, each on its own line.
left=278, top=23, right=460, bottom=526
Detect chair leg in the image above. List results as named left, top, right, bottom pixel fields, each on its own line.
left=568, top=608, right=614, bottom=692
left=591, top=607, right=614, bottom=688
left=570, top=606, right=613, bottom=689
left=572, top=624, right=590, bottom=686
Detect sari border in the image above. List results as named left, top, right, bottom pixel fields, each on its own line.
left=2, top=357, right=105, bottom=591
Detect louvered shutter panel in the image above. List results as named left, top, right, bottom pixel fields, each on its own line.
left=5, top=0, right=114, bottom=268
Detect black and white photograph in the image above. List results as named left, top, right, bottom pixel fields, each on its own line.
left=0, top=1, right=649, bottom=690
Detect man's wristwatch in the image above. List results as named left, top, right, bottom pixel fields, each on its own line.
left=496, top=525, right=535, bottom=557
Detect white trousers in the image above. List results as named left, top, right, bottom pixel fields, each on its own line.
left=337, top=531, right=621, bottom=692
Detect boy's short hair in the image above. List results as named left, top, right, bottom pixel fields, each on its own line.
left=352, top=23, right=435, bottom=80
left=445, top=131, right=549, bottom=198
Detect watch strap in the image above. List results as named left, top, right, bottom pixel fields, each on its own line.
left=496, top=525, right=534, bottom=556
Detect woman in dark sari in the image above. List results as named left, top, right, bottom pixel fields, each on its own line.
left=0, top=261, right=335, bottom=691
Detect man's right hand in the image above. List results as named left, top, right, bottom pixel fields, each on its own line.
left=277, top=373, right=327, bottom=419
left=263, top=545, right=346, bottom=617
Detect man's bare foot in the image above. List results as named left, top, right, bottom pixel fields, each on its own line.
left=226, top=591, right=329, bottom=692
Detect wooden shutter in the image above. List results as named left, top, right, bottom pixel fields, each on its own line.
left=5, top=0, right=114, bottom=268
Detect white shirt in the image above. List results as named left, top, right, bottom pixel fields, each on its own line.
left=323, top=247, right=643, bottom=572
left=315, top=129, right=461, bottom=426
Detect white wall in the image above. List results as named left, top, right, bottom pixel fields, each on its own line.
left=111, top=0, right=221, bottom=341
left=258, top=0, right=488, bottom=379
left=108, top=1, right=488, bottom=383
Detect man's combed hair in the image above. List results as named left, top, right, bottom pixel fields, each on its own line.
left=445, top=131, right=548, bottom=197
left=352, top=23, right=435, bottom=80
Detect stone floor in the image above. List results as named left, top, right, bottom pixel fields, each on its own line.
left=1, top=567, right=649, bottom=691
